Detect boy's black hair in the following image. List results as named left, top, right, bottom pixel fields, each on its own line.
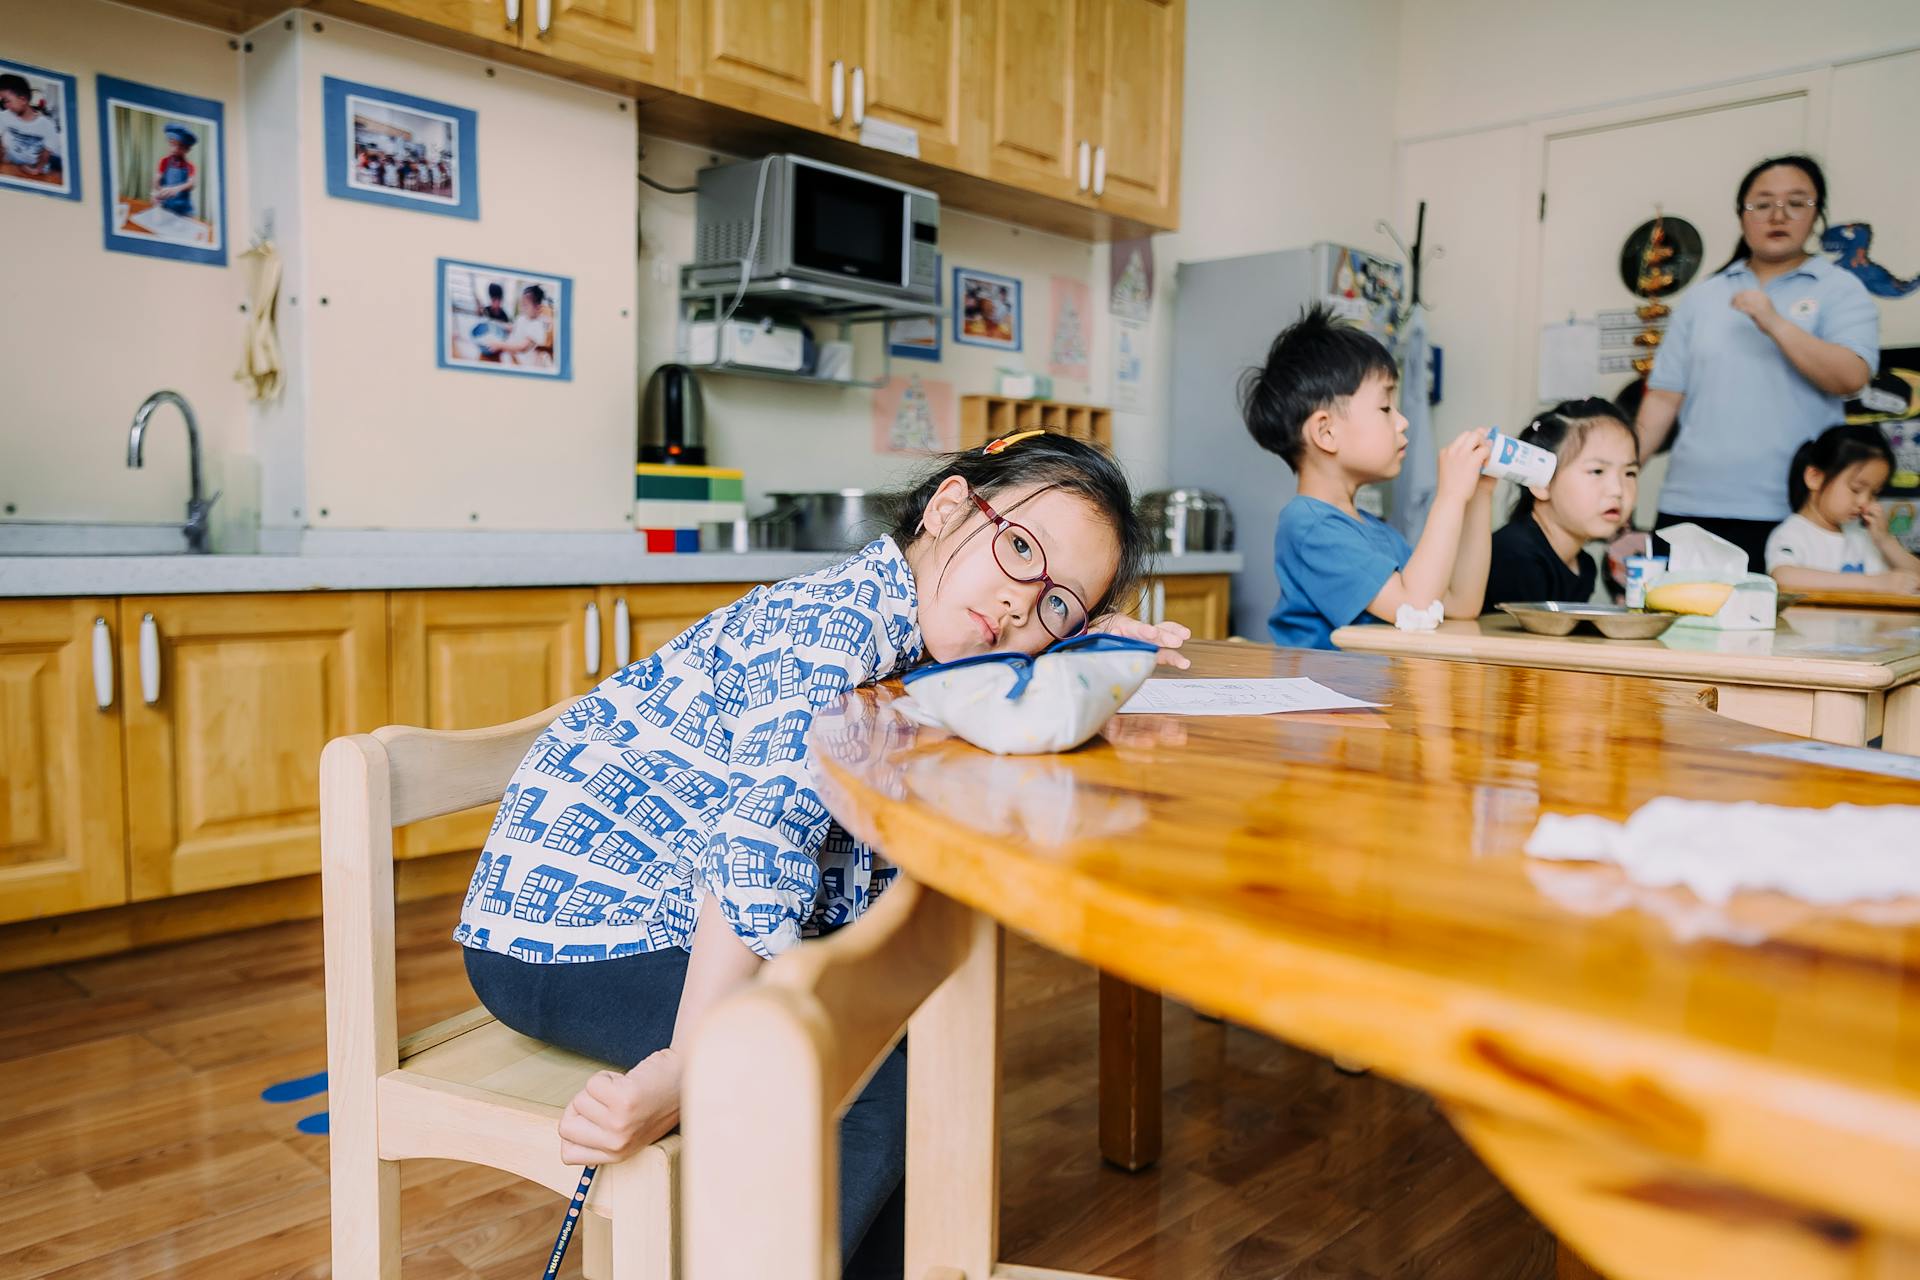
left=522, top=284, right=546, bottom=306
left=1788, top=422, right=1893, bottom=512
left=1239, top=303, right=1398, bottom=471
left=1509, top=397, right=1635, bottom=519
left=885, top=432, right=1150, bottom=622
left=0, top=73, right=29, bottom=99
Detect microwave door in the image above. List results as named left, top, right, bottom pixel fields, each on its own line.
left=792, top=163, right=904, bottom=288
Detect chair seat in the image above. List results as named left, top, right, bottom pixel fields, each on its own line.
left=400, top=1006, right=617, bottom=1108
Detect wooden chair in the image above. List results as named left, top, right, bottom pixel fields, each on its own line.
left=320, top=701, right=678, bottom=1280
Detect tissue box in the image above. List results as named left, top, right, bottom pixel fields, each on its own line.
left=1650, top=570, right=1778, bottom=630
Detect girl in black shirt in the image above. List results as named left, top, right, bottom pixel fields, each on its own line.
left=1484, top=399, right=1641, bottom=610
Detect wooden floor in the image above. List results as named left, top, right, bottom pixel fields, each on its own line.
left=0, top=893, right=1555, bottom=1279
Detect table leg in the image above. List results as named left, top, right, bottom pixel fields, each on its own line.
left=1808, top=690, right=1873, bottom=747
left=1098, top=974, right=1162, bottom=1171
left=1883, top=685, right=1919, bottom=756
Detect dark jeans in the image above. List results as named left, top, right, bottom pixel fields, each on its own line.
left=464, top=946, right=906, bottom=1279
left=1653, top=512, right=1777, bottom=575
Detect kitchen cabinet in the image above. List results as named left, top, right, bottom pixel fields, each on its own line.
left=843, top=0, right=972, bottom=170
left=1078, top=0, right=1182, bottom=225
left=336, top=0, right=674, bottom=87
left=983, top=0, right=1086, bottom=202
left=1141, top=573, right=1230, bottom=641
left=120, top=593, right=388, bottom=900
left=600, top=581, right=754, bottom=669
left=0, top=599, right=128, bottom=923
left=388, top=588, right=601, bottom=860
left=677, top=0, right=841, bottom=133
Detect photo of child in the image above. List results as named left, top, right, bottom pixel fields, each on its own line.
left=954, top=267, right=1022, bottom=350
left=347, top=94, right=457, bottom=204
left=324, top=78, right=477, bottom=220
left=0, top=60, right=76, bottom=200
left=99, top=75, right=225, bottom=264
left=439, top=258, right=571, bottom=381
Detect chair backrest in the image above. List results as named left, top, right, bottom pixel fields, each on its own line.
left=372, top=697, right=571, bottom=828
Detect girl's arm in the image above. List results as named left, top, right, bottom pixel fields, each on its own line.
left=557, top=893, right=761, bottom=1166
left=1441, top=480, right=1497, bottom=618
left=1732, top=291, right=1872, bottom=396
left=1865, top=505, right=1920, bottom=576
left=1771, top=564, right=1920, bottom=593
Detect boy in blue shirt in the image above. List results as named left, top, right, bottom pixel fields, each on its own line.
left=1242, top=305, right=1496, bottom=648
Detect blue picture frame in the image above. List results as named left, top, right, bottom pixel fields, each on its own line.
left=953, top=265, right=1022, bottom=352
left=96, top=74, right=226, bottom=266
left=888, top=252, right=942, bottom=361
left=436, top=257, right=573, bottom=382
left=0, top=58, right=81, bottom=202
left=323, top=76, right=478, bottom=221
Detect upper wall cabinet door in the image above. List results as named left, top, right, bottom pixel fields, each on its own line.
left=0, top=599, right=128, bottom=924
left=984, top=0, right=1086, bottom=201
left=345, top=0, right=526, bottom=48
left=1083, top=0, right=1182, bottom=227
left=530, top=0, right=676, bottom=87
left=679, top=0, right=844, bottom=134
left=843, top=0, right=972, bottom=170
left=120, top=593, right=388, bottom=901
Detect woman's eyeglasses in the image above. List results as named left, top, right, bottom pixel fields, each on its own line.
left=1741, top=198, right=1817, bottom=215
left=969, top=492, right=1091, bottom=639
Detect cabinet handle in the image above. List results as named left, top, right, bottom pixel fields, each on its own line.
left=613, top=598, right=631, bottom=669
left=584, top=601, right=601, bottom=677
left=1077, top=140, right=1091, bottom=191
left=1093, top=145, right=1107, bottom=197
left=92, top=617, right=114, bottom=710
left=139, top=613, right=161, bottom=705
left=851, top=65, right=865, bottom=127
left=534, top=0, right=551, bottom=35
left=830, top=60, right=845, bottom=122
left=504, top=0, right=520, bottom=27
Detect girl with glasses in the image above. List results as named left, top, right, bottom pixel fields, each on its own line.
left=1629, top=154, right=1880, bottom=572
left=452, top=430, right=1184, bottom=1279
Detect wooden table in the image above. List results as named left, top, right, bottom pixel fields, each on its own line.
left=1795, top=587, right=1920, bottom=611
left=1333, top=607, right=1920, bottom=753
left=685, top=641, right=1920, bottom=1280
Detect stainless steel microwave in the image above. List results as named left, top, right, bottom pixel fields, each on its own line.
left=690, top=155, right=939, bottom=306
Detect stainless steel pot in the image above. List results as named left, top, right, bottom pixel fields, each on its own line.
left=761, top=490, right=892, bottom=552
left=1139, top=488, right=1234, bottom=554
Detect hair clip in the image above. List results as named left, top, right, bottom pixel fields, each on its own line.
left=983, top=430, right=1047, bottom=455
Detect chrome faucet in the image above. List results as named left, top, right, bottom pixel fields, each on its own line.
left=128, top=390, right=218, bottom=554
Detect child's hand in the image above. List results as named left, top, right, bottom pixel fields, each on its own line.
left=1863, top=502, right=1894, bottom=539
left=1606, top=530, right=1651, bottom=586
left=1090, top=613, right=1192, bottom=668
left=1874, top=570, right=1920, bottom=595
left=558, top=1047, right=682, bottom=1165
left=1437, top=429, right=1493, bottom=504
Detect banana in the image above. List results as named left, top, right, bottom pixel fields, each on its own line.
left=1646, top=581, right=1734, bottom=616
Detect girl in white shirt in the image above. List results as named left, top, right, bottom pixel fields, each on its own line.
left=1765, top=423, right=1920, bottom=594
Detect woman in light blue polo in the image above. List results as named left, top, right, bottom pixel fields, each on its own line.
left=1636, top=155, right=1879, bottom=570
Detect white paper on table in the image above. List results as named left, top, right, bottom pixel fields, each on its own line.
left=1737, top=740, right=1920, bottom=782
left=1536, top=319, right=1600, bottom=402
left=1117, top=677, right=1382, bottom=716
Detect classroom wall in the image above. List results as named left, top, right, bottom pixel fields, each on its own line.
left=1142, top=0, right=1404, bottom=488
left=0, top=0, right=248, bottom=526
left=1393, top=1, right=1920, bottom=463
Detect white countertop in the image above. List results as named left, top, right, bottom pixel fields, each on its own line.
left=0, top=530, right=1243, bottom=598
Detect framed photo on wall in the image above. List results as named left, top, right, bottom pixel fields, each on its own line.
left=437, top=258, right=572, bottom=381
left=0, top=58, right=80, bottom=201
left=324, top=77, right=477, bottom=220
left=97, top=74, right=226, bottom=266
left=953, top=265, right=1021, bottom=351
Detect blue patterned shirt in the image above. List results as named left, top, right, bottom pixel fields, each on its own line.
left=453, top=538, right=922, bottom=963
